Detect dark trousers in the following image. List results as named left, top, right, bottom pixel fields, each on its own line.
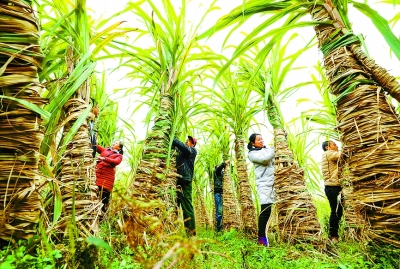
left=325, top=186, right=343, bottom=237
left=98, top=186, right=111, bottom=213
left=177, top=183, right=196, bottom=235
left=258, top=204, right=272, bottom=237
left=214, top=193, right=223, bottom=232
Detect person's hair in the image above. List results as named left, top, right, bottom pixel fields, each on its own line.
left=247, top=133, right=260, bottom=150
left=118, top=141, right=124, bottom=155
left=322, top=140, right=331, bottom=151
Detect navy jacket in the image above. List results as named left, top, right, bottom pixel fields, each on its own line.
left=213, top=162, right=226, bottom=193
left=173, top=138, right=197, bottom=185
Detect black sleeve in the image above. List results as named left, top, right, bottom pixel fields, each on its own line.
left=215, top=162, right=226, bottom=176
left=172, top=138, right=193, bottom=156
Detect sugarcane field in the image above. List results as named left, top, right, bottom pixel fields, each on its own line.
left=2, top=0, right=400, bottom=268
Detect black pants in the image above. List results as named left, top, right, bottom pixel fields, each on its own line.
left=325, top=186, right=343, bottom=237
left=258, top=204, right=272, bottom=237
left=98, top=186, right=111, bottom=213
left=177, top=183, right=196, bottom=235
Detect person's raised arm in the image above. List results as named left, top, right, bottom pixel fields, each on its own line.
left=215, top=162, right=226, bottom=176
left=248, top=147, right=274, bottom=164
left=172, top=138, right=194, bottom=156
left=103, top=154, right=123, bottom=166
left=96, top=145, right=105, bottom=154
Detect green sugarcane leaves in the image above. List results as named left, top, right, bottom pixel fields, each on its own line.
left=352, top=1, right=400, bottom=61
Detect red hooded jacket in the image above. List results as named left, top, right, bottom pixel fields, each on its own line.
left=96, top=145, right=123, bottom=192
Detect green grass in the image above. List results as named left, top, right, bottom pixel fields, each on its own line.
left=95, top=227, right=400, bottom=268
left=189, top=229, right=398, bottom=269
left=1, top=225, right=399, bottom=269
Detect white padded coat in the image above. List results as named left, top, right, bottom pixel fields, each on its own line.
left=248, top=146, right=276, bottom=205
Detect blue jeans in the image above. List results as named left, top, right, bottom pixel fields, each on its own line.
left=214, top=193, right=223, bottom=232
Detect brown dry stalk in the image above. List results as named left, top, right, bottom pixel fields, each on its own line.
left=349, top=44, right=400, bottom=103
left=312, top=4, right=400, bottom=245
left=0, top=0, right=45, bottom=243
left=53, top=99, right=100, bottom=237
left=124, top=95, right=180, bottom=248
left=235, top=137, right=257, bottom=237
left=273, top=128, right=323, bottom=243
left=194, top=183, right=212, bottom=229
left=222, top=163, right=241, bottom=230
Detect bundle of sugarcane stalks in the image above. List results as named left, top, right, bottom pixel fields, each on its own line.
left=124, top=155, right=180, bottom=248
left=222, top=164, right=242, bottom=231
left=124, top=96, right=180, bottom=247
left=310, top=0, right=400, bottom=246
left=341, top=172, right=368, bottom=242
left=337, top=85, right=400, bottom=247
left=273, top=129, right=323, bottom=244
left=0, top=0, right=46, bottom=244
left=194, top=183, right=212, bottom=230
left=56, top=99, right=101, bottom=237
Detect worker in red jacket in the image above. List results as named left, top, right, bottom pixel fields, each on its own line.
left=96, top=140, right=123, bottom=212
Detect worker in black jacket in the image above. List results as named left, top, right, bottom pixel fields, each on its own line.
left=172, top=136, right=197, bottom=235
left=213, top=159, right=229, bottom=232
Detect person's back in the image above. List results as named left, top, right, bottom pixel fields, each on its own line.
left=321, top=145, right=341, bottom=186
left=321, top=140, right=343, bottom=243
left=172, top=136, right=197, bottom=235
left=174, top=138, right=197, bottom=185
left=213, top=162, right=225, bottom=194
left=213, top=160, right=229, bottom=232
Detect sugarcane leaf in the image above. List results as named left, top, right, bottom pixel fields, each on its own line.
left=90, top=21, right=126, bottom=44
left=51, top=181, right=63, bottom=224
left=91, top=31, right=133, bottom=56
left=197, top=0, right=294, bottom=41
left=86, top=237, right=113, bottom=252
left=57, top=105, right=92, bottom=158
left=0, top=95, right=50, bottom=122
left=46, top=54, right=95, bottom=114
left=40, top=110, right=62, bottom=158
left=352, top=1, right=400, bottom=61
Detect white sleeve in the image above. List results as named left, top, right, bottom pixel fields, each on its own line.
left=248, top=147, right=274, bottom=164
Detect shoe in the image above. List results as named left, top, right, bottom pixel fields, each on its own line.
left=258, top=236, right=269, bottom=246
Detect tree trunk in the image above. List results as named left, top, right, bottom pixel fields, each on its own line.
left=57, top=99, right=99, bottom=237
left=273, top=128, right=322, bottom=243
left=235, top=136, right=257, bottom=237
left=222, top=153, right=241, bottom=231
left=0, top=0, right=46, bottom=244
left=194, top=183, right=212, bottom=230
left=311, top=3, right=400, bottom=246
left=124, top=94, right=179, bottom=247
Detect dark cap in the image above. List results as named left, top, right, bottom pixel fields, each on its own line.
left=188, top=136, right=197, bottom=146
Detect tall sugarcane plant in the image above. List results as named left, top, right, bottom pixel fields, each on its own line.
left=208, top=67, right=262, bottom=236
left=120, top=0, right=222, bottom=248
left=90, top=73, right=120, bottom=148
left=36, top=0, right=130, bottom=240
left=0, top=0, right=47, bottom=244
left=192, top=164, right=212, bottom=230
left=311, top=1, right=400, bottom=246
left=200, top=0, right=400, bottom=245
left=194, top=137, right=227, bottom=231
left=196, top=114, right=242, bottom=231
